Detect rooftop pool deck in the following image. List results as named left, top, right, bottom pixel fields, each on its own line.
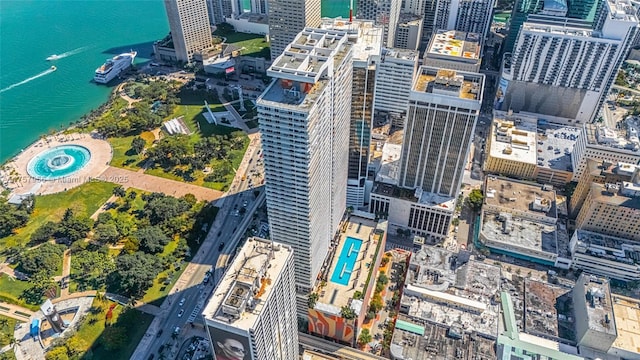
left=330, top=237, right=363, bottom=286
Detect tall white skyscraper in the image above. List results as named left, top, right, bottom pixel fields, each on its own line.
left=373, top=48, right=419, bottom=126
left=399, top=67, right=484, bottom=197
left=163, top=0, right=212, bottom=63
left=432, top=0, right=494, bottom=37
left=257, top=28, right=353, bottom=314
left=500, top=0, right=639, bottom=124
left=202, top=237, right=298, bottom=360
left=267, top=0, right=321, bottom=60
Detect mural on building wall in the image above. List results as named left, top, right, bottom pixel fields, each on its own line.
left=308, top=308, right=355, bottom=344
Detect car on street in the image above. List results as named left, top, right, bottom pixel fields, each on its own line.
left=218, top=242, right=225, bottom=251
left=178, top=309, right=185, bottom=317
left=179, top=298, right=186, bottom=306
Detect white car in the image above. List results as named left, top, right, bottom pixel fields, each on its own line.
left=177, top=309, right=185, bottom=317
left=179, top=298, right=186, bottom=306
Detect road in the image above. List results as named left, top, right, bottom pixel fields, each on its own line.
left=131, top=136, right=265, bottom=360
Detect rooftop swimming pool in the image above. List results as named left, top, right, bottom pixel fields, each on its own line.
left=330, top=237, right=363, bottom=286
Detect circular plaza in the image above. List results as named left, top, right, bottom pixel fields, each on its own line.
left=4, top=133, right=112, bottom=195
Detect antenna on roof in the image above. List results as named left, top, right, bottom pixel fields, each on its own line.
left=349, top=0, right=353, bottom=22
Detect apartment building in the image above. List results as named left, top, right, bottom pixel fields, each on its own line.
left=267, top=0, right=321, bottom=59
left=163, top=0, right=213, bottom=63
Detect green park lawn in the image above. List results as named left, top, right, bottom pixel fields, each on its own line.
left=223, top=32, right=270, bottom=58
left=0, top=315, right=19, bottom=347
left=0, top=274, right=39, bottom=311
left=108, top=131, right=155, bottom=170
left=61, top=298, right=152, bottom=360
left=1, top=181, right=117, bottom=248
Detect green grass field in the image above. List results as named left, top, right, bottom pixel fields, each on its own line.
left=59, top=298, right=152, bottom=360
left=0, top=274, right=39, bottom=311
left=0, top=315, right=18, bottom=347
left=223, top=32, right=270, bottom=58
left=108, top=131, right=155, bottom=170
left=1, top=181, right=117, bottom=248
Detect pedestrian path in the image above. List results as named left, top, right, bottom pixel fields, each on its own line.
left=0, top=302, right=34, bottom=322
left=98, top=166, right=224, bottom=201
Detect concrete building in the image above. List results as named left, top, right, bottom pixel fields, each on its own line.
left=432, top=0, right=494, bottom=37
left=398, top=67, right=483, bottom=198
left=569, top=159, right=638, bottom=218
left=225, top=13, right=269, bottom=34
left=369, top=183, right=456, bottom=240
left=480, top=176, right=572, bottom=268
left=570, top=230, right=640, bottom=282
left=307, top=216, right=387, bottom=346
left=372, top=48, right=419, bottom=126
left=574, top=181, right=640, bottom=241
left=267, top=0, right=321, bottom=60
left=423, top=29, right=482, bottom=72
left=398, top=245, right=501, bottom=338
left=483, top=114, right=538, bottom=180
left=162, top=0, right=213, bottom=63
left=320, top=18, right=384, bottom=210
left=202, top=237, right=298, bottom=360
left=497, top=292, right=585, bottom=360
left=609, top=294, right=640, bottom=359
left=207, top=0, right=233, bottom=24
left=394, top=14, right=423, bottom=50
left=572, top=122, right=640, bottom=181
left=573, top=274, right=618, bottom=353
left=482, top=111, right=579, bottom=187
left=356, top=0, right=402, bottom=46
left=257, top=28, right=352, bottom=315
left=500, top=0, right=639, bottom=124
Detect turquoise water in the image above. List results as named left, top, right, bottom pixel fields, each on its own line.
left=0, top=0, right=168, bottom=163
left=330, top=237, right=363, bottom=286
left=322, top=0, right=352, bottom=18
left=27, top=145, right=91, bottom=180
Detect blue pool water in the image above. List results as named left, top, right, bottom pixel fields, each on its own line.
left=27, top=145, right=91, bottom=180
left=330, top=237, right=363, bottom=286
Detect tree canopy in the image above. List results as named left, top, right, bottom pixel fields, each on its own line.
left=107, top=252, right=161, bottom=299
left=135, top=226, right=170, bottom=254
left=18, top=243, right=65, bottom=276
left=466, top=189, right=484, bottom=211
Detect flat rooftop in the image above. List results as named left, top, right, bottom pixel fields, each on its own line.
left=488, top=119, right=538, bottom=165
left=536, top=123, right=579, bottom=171
left=427, top=29, right=481, bottom=62
left=578, top=276, right=616, bottom=336
left=482, top=213, right=558, bottom=255
left=572, top=229, right=640, bottom=265
left=259, top=75, right=328, bottom=110
left=605, top=0, right=638, bottom=23
left=611, top=294, right=640, bottom=354
left=588, top=182, right=640, bottom=209
left=484, top=176, right=557, bottom=220
left=381, top=47, right=418, bottom=61
left=390, top=317, right=497, bottom=360
left=268, top=28, right=350, bottom=82
left=314, top=216, right=386, bottom=314
left=413, top=67, right=483, bottom=101
left=376, top=142, right=401, bottom=185
left=584, top=121, right=640, bottom=153
left=523, top=279, right=570, bottom=338
left=202, top=237, right=292, bottom=330
left=320, top=18, right=382, bottom=64
left=372, top=183, right=456, bottom=209
left=236, top=12, right=268, bottom=24
left=522, top=22, right=593, bottom=37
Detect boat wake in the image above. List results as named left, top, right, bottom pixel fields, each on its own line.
left=0, top=67, right=57, bottom=93
left=46, top=46, right=87, bottom=61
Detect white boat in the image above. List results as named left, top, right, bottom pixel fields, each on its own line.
left=93, top=51, right=137, bottom=84
left=46, top=54, right=60, bottom=61
left=50, top=66, right=57, bottom=71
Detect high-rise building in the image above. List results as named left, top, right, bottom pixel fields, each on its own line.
left=432, top=0, right=494, bottom=37
left=206, top=0, right=232, bottom=24
left=500, top=0, right=639, bottom=124
left=395, top=14, right=424, bottom=50
left=257, top=28, right=352, bottom=314
left=575, top=180, right=640, bottom=241
left=202, top=237, right=298, bottom=360
left=398, top=67, right=484, bottom=198
left=163, top=0, right=213, bottom=63
left=572, top=123, right=640, bottom=181
left=321, top=19, right=384, bottom=209
left=421, top=0, right=438, bottom=45
left=572, top=274, right=618, bottom=352
left=356, top=0, right=402, bottom=46
left=267, top=0, right=321, bottom=59
left=372, top=48, right=419, bottom=126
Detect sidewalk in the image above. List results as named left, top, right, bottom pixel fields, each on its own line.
left=0, top=302, right=33, bottom=322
